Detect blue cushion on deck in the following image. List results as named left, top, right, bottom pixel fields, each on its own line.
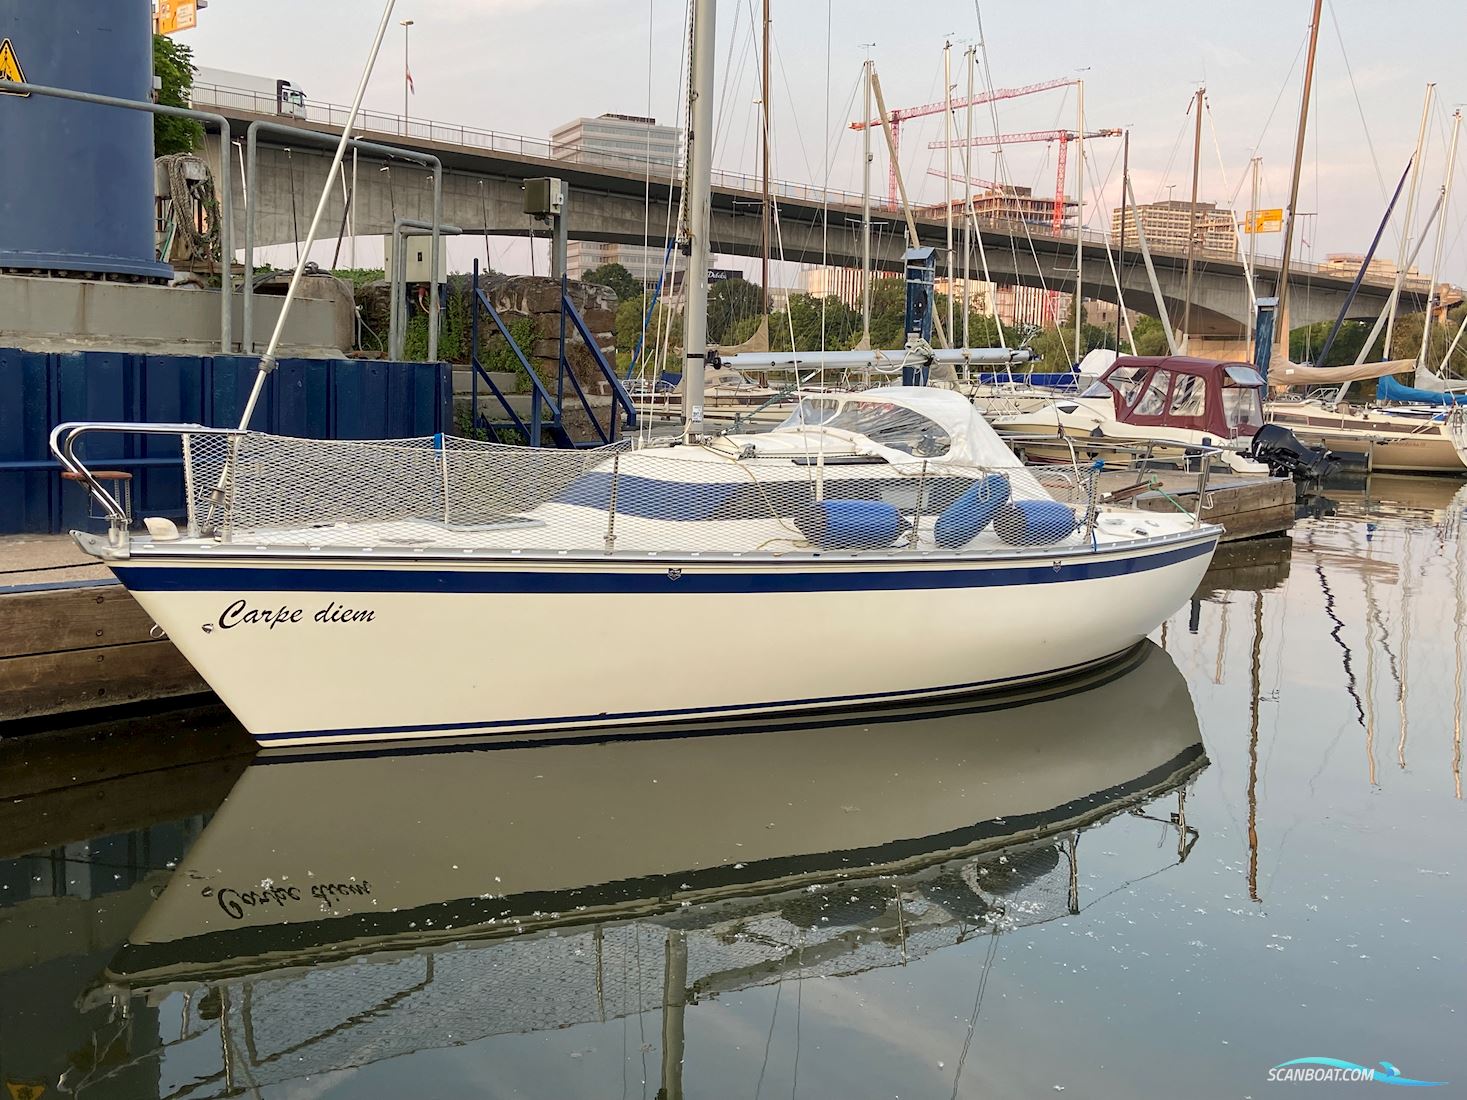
left=994, top=499, right=1077, bottom=545
left=933, top=474, right=1011, bottom=547
left=795, top=499, right=907, bottom=549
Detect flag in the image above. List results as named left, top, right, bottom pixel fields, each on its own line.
left=406, top=67, right=415, bottom=94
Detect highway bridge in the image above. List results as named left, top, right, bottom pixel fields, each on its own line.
left=196, top=83, right=1425, bottom=352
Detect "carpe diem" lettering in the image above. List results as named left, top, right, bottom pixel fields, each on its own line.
left=213, top=599, right=376, bottom=630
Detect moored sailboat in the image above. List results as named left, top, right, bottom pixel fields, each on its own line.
left=991, top=354, right=1274, bottom=474
left=51, top=0, right=1220, bottom=750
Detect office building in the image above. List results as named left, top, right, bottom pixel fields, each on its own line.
left=550, top=113, right=681, bottom=283
left=1109, top=200, right=1238, bottom=257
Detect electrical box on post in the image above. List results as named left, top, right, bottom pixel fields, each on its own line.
left=524, top=177, right=567, bottom=217
left=902, top=247, right=937, bottom=383
left=383, top=234, right=448, bottom=284
left=903, top=246, right=936, bottom=345
left=1253, top=297, right=1278, bottom=379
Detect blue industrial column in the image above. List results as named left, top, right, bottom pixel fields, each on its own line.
left=0, top=0, right=172, bottom=279
left=1253, top=297, right=1278, bottom=380
left=902, top=246, right=936, bottom=385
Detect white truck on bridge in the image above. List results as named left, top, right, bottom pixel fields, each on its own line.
left=191, top=66, right=307, bottom=119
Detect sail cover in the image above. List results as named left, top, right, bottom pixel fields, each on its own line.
left=1272, top=358, right=1416, bottom=386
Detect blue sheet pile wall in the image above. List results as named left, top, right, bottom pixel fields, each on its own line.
left=0, top=350, right=452, bottom=535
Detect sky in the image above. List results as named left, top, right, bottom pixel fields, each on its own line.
left=184, top=0, right=1467, bottom=287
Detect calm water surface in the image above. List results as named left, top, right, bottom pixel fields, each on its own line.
left=2, top=476, right=1464, bottom=1099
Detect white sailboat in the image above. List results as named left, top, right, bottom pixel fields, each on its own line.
left=51, top=0, right=1220, bottom=750
left=991, top=353, right=1273, bottom=474
left=1259, top=36, right=1467, bottom=474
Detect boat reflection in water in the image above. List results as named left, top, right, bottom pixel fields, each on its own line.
left=93, top=642, right=1206, bottom=1095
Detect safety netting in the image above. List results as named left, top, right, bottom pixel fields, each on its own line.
left=179, top=431, right=1096, bottom=554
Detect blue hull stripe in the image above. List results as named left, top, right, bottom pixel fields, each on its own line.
left=254, top=647, right=1140, bottom=743
left=113, top=538, right=1214, bottom=595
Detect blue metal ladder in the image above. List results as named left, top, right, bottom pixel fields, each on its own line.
left=467, top=261, right=637, bottom=448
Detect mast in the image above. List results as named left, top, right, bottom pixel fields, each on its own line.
left=1127, top=173, right=1180, bottom=355
left=861, top=57, right=873, bottom=346
left=1275, top=0, right=1324, bottom=342
left=1075, top=78, right=1085, bottom=363
left=871, top=67, right=950, bottom=349
left=1116, top=129, right=1129, bottom=353
left=1417, top=108, right=1461, bottom=374
left=944, top=41, right=955, bottom=347
left=962, top=46, right=974, bottom=349
left=1246, top=155, right=1260, bottom=359
left=683, top=0, right=715, bottom=440
left=234, top=0, right=396, bottom=433
left=760, top=0, right=771, bottom=320
left=1385, top=84, right=1435, bottom=360
left=1181, top=85, right=1204, bottom=353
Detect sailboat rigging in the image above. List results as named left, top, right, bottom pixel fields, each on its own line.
left=50, top=0, right=1219, bottom=750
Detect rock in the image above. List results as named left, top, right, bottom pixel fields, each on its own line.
left=357, top=280, right=392, bottom=337
left=581, top=307, right=618, bottom=333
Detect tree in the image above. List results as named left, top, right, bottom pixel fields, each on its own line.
left=866, top=276, right=909, bottom=349
left=1024, top=326, right=1072, bottom=369
left=1288, top=319, right=1385, bottom=366
left=582, top=262, right=641, bottom=303
left=153, top=35, right=202, bottom=156
left=727, top=314, right=766, bottom=346
left=865, top=277, right=1012, bottom=352
left=768, top=294, right=861, bottom=352
left=707, top=277, right=764, bottom=345
left=1131, top=315, right=1171, bottom=357
left=615, top=292, right=681, bottom=370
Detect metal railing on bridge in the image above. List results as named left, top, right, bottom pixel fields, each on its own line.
left=192, top=81, right=1423, bottom=291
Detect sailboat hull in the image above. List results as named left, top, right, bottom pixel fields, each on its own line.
left=1268, top=406, right=1464, bottom=474
left=107, top=531, right=1217, bottom=748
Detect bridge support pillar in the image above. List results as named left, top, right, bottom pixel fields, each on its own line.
left=1176, top=310, right=1249, bottom=363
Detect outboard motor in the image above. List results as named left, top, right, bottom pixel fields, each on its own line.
left=1250, top=423, right=1336, bottom=481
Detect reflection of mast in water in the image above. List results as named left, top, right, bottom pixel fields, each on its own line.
left=1314, top=557, right=1366, bottom=728
left=1215, top=596, right=1230, bottom=685
left=1398, top=529, right=1412, bottom=768
left=1368, top=578, right=1404, bottom=709
left=660, top=929, right=687, bottom=1100
left=1455, top=529, right=1464, bottom=800
left=1247, top=590, right=1263, bottom=903
left=1364, top=567, right=1380, bottom=787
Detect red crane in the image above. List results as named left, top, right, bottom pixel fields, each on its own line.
left=850, top=76, right=1078, bottom=206
left=926, top=169, right=1007, bottom=192
left=930, top=128, right=1122, bottom=231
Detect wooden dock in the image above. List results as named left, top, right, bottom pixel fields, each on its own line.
left=1096, top=470, right=1296, bottom=542
left=0, top=700, right=252, bottom=858
left=0, top=536, right=210, bottom=723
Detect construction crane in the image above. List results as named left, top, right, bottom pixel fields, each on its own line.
left=926, top=169, right=1006, bottom=192
left=850, top=76, right=1078, bottom=206
left=930, top=128, right=1122, bottom=231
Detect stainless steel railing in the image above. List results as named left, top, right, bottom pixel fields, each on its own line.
left=49, top=422, right=246, bottom=547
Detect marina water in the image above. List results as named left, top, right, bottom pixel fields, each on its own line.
left=1, top=477, right=1462, bottom=1099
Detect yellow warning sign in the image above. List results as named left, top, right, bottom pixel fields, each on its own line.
left=6, top=1083, right=47, bottom=1100
left=0, top=38, right=27, bottom=96
left=156, top=1, right=199, bottom=35
left=1244, top=208, right=1284, bottom=234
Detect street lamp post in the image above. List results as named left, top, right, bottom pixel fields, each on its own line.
left=400, top=19, right=414, bottom=134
